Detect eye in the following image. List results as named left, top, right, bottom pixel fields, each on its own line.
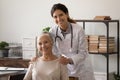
left=45, top=41, right=48, bottom=44
left=53, top=15, right=57, bottom=19
left=39, top=42, right=42, bottom=45
left=59, top=13, right=63, bottom=17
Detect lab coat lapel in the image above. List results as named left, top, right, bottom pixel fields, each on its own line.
left=57, top=27, right=64, bottom=40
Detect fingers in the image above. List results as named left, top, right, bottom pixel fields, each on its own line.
left=29, top=56, right=38, bottom=64
left=59, top=55, right=69, bottom=65
left=31, top=57, right=38, bottom=61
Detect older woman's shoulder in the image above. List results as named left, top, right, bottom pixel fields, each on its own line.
left=29, top=56, right=39, bottom=64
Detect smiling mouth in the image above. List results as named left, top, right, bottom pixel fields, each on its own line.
left=43, top=47, right=49, bottom=51
left=58, top=21, right=62, bottom=24
left=59, top=22, right=64, bottom=25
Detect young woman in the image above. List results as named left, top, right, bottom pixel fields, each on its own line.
left=50, top=3, right=95, bottom=80
left=24, top=32, right=69, bottom=80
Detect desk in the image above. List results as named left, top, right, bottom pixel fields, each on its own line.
left=0, top=70, right=26, bottom=76
left=0, top=57, right=29, bottom=68
left=0, top=70, right=26, bottom=80
left=0, top=58, right=29, bottom=80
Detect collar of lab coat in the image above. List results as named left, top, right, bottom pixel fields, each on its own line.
left=60, top=23, right=71, bottom=34
left=58, top=23, right=71, bottom=38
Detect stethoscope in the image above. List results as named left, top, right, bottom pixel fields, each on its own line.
left=55, top=24, right=73, bottom=50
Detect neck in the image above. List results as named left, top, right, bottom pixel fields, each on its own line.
left=60, top=23, right=69, bottom=32
left=60, top=25, right=68, bottom=32
left=42, top=53, right=57, bottom=61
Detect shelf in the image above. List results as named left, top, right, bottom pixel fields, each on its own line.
left=75, top=19, right=119, bottom=22
left=89, top=52, right=117, bottom=54
left=76, top=19, right=119, bottom=80
left=90, top=52, right=117, bottom=57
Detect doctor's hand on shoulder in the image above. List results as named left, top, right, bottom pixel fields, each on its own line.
left=59, top=55, right=73, bottom=65
left=29, top=56, right=38, bottom=64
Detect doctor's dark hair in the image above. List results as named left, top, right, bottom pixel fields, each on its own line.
left=51, top=3, right=76, bottom=23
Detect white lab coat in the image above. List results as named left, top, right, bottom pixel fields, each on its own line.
left=50, top=23, right=95, bottom=80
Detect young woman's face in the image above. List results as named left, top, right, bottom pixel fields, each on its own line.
left=38, top=34, right=53, bottom=55
left=52, top=9, right=68, bottom=29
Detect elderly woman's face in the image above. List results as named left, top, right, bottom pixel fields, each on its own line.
left=38, top=34, right=53, bottom=54
left=52, top=9, right=68, bottom=29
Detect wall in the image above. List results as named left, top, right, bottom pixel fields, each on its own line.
left=0, top=0, right=120, bottom=73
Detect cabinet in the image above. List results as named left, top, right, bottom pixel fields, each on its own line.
left=0, top=58, right=29, bottom=68
left=75, top=19, right=119, bottom=80
left=22, top=37, right=37, bottom=60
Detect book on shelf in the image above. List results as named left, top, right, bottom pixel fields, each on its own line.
left=87, top=35, right=115, bottom=53
left=99, top=40, right=115, bottom=44
left=89, top=43, right=99, bottom=53
left=89, top=50, right=99, bottom=53
left=89, top=47, right=98, bottom=50
left=99, top=43, right=115, bottom=47
left=99, top=36, right=115, bottom=41
left=89, top=43, right=98, bottom=49
left=98, top=46, right=115, bottom=53
left=89, top=40, right=99, bottom=43
left=99, top=36, right=115, bottom=48
left=98, top=48, right=114, bottom=53
left=94, top=16, right=111, bottom=20
left=89, top=35, right=99, bottom=41
left=99, top=46, right=114, bottom=49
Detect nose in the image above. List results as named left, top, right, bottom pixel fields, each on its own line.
left=57, top=16, right=61, bottom=22
left=41, top=44, right=45, bottom=48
